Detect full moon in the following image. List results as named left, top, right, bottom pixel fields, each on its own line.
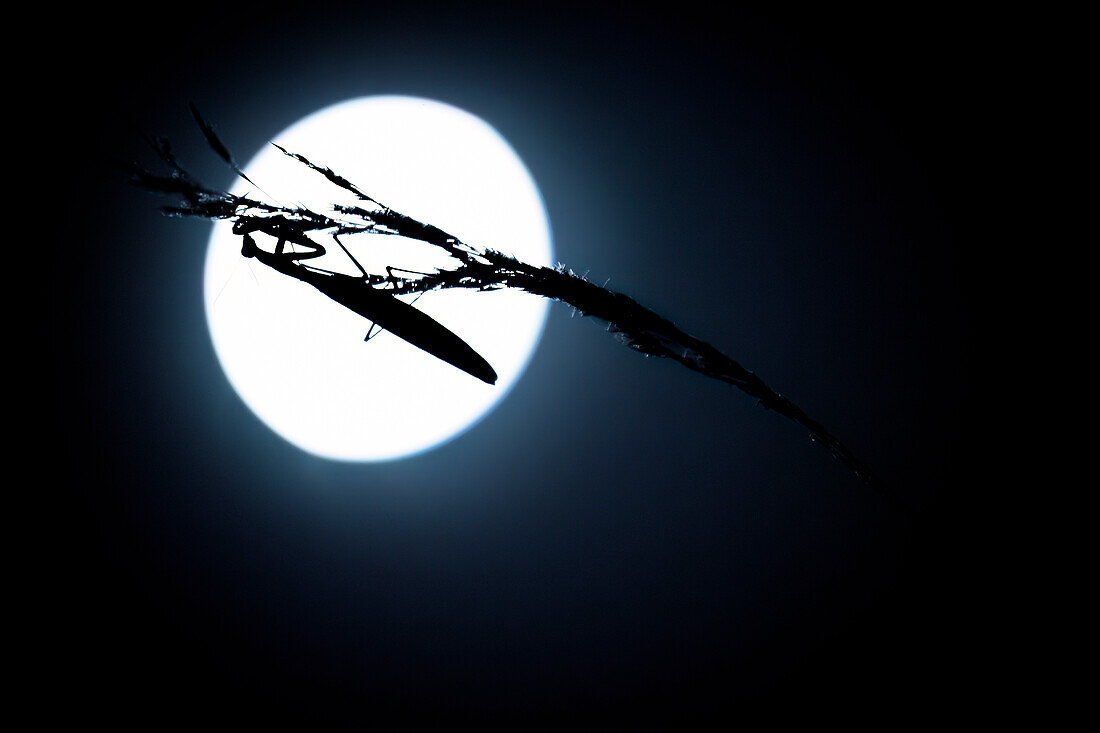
left=204, top=96, right=553, bottom=460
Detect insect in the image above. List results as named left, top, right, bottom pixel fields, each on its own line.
left=232, top=216, right=498, bottom=385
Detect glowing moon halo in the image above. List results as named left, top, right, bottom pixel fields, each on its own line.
left=204, top=96, right=553, bottom=461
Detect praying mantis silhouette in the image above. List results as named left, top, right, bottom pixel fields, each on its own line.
left=124, top=105, right=901, bottom=508
left=231, top=215, right=498, bottom=385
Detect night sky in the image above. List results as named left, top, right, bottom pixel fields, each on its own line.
left=55, top=3, right=978, bottom=725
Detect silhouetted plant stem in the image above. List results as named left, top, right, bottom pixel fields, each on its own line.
left=123, top=107, right=899, bottom=506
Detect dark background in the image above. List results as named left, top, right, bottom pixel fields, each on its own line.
left=54, top=2, right=981, bottom=725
